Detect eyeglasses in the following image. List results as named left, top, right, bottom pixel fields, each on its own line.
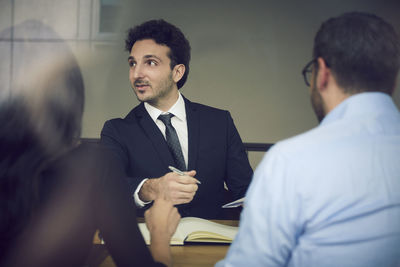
left=302, top=58, right=317, bottom=87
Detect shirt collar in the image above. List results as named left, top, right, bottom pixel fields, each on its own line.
left=320, top=92, right=396, bottom=126
left=144, top=92, right=186, bottom=123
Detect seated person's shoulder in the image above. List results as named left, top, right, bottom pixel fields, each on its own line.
left=102, top=107, right=141, bottom=131
left=190, top=101, right=230, bottom=117
left=52, top=142, right=115, bottom=175
left=103, top=117, right=128, bottom=130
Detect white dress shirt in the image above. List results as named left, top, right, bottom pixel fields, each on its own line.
left=134, top=92, right=188, bottom=207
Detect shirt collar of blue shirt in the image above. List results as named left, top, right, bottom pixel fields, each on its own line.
left=320, top=92, right=395, bottom=127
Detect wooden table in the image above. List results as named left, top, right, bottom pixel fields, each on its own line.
left=170, top=243, right=230, bottom=267
left=95, top=244, right=230, bottom=267
left=91, top=220, right=238, bottom=267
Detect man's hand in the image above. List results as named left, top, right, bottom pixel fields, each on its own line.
left=145, top=198, right=181, bottom=266
left=139, top=170, right=199, bottom=205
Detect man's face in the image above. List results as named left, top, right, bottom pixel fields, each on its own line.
left=310, top=68, right=326, bottom=123
left=128, top=39, right=176, bottom=106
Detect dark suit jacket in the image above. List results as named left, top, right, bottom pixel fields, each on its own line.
left=100, top=96, right=253, bottom=218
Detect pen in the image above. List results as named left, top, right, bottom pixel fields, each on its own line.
left=168, top=166, right=201, bottom=184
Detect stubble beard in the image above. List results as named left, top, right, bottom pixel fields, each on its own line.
left=310, top=81, right=326, bottom=123
left=134, top=72, right=175, bottom=105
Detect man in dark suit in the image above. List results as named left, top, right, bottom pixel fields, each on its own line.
left=101, top=19, right=253, bottom=218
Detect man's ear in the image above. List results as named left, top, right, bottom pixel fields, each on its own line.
left=316, top=57, right=330, bottom=92
left=172, top=64, right=185, bottom=83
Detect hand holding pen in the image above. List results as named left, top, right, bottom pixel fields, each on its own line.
left=168, top=166, right=201, bottom=184
left=140, top=166, right=199, bottom=205
left=145, top=166, right=199, bottom=205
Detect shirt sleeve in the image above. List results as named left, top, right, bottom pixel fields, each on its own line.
left=216, top=144, right=302, bottom=267
left=133, top=178, right=153, bottom=207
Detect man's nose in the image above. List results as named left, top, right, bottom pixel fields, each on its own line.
left=131, top=64, right=144, bottom=80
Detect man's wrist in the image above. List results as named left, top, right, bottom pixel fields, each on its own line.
left=139, top=178, right=159, bottom=202
left=134, top=178, right=153, bottom=207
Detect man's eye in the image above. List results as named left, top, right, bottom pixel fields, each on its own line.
left=128, top=61, right=136, bottom=67
left=147, top=60, right=157, bottom=66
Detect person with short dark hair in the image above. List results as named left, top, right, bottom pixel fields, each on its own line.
left=217, top=12, right=400, bottom=267
left=101, top=19, right=253, bottom=218
left=125, top=19, right=191, bottom=90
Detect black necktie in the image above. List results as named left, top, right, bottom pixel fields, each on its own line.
left=158, top=113, right=186, bottom=171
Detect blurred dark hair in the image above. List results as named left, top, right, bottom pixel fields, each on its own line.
left=0, top=21, right=84, bottom=259
left=0, top=99, right=42, bottom=258
left=125, top=19, right=191, bottom=89
left=30, top=58, right=85, bottom=151
left=313, top=12, right=400, bottom=95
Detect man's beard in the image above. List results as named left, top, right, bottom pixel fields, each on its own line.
left=310, top=81, right=326, bottom=123
left=134, top=72, right=175, bottom=104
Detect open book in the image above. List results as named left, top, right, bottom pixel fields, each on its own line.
left=138, top=217, right=238, bottom=245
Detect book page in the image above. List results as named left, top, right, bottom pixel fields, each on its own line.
left=138, top=217, right=238, bottom=245
left=177, top=217, right=238, bottom=243
left=138, top=223, right=151, bottom=245
left=185, top=231, right=233, bottom=243
left=138, top=222, right=185, bottom=245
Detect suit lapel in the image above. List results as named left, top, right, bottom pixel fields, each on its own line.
left=135, top=103, right=175, bottom=168
left=184, top=97, right=200, bottom=171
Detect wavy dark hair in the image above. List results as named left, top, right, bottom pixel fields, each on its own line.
left=0, top=54, right=84, bottom=260
left=125, top=19, right=191, bottom=89
left=313, top=12, right=400, bottom=95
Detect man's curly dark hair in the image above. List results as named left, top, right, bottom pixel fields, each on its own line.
left=125, top=19, right=191, bottom=89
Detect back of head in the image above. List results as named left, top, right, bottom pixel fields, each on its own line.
left=313, top=12, right=400, bottom=95
left=125, top=19, right=191, bottom=89
left=20, top=56, right=85, bottom=154
left=0, top=20, right=84, bottom=261
left=4, top=19, right=85, bottom=159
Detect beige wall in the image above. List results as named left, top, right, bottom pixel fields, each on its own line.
left=1, top=0, right=400, bottom=168
left=80, top=0, right=400, bottom=140
left=80, top=0, right=400, bottom=167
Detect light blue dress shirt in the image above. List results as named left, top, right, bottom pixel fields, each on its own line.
left=216, top=92, right=400, bottom=267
